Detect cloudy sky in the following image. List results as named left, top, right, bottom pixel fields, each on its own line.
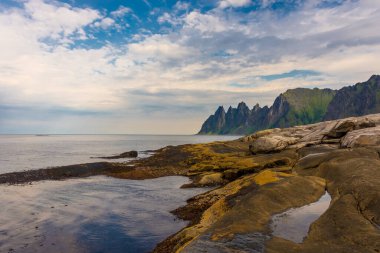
left=0, top=0, right=379, bottom=134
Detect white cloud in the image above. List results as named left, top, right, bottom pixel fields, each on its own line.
left=126, top=35, right=198, bottom=63
left=23, top=0, right=101, bottom=43
left=111, top=6, right=132, bottom=17
left=218, top=0, right=251, bottom=9
left=184, top=11, right=228, bottom=33
left=93, top=17, right=115, bottom=29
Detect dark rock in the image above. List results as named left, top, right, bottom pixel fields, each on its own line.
left=93, top=150, right=138, bottom=159
left=0, top=162, right=129, bottom=185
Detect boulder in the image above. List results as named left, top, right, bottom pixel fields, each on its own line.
left=355, top=117, right=376, bottom=129
left=298, top=121, right=337, bottom=143
left=341, top=126, right=380, bottom=148
left=249, top=135, right=298, bottom=154
left=326, top=117, right=376, bottom=138
left=325, top=120, right=356, bottom=138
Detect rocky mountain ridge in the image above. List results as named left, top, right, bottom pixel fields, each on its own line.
left=199, top=75, right=380, bottom=135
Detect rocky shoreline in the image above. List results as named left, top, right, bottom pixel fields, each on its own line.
left=1, top=114, right=380, bottom=252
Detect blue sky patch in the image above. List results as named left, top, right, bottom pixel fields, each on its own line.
left=260, top=70, right=322, bottom=81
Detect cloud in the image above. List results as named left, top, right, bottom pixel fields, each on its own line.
left=22, top=0, right=101, bottom=44
left=93, top=17, right=115, bottom=29
left=1, top=0, right=380, bottom=133
left=111, top=6, right=133, bottom=17
left=157, top=12, right=176, bottom=25
left=184, top=11, right=230, bottom=33
left=127, top=34, right=197, bottom=61
left=218, top=0, right=251, bottom=9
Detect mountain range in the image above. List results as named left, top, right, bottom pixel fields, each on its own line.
left=198, top=75, right=380, bottom=135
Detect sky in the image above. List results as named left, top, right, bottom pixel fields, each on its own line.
left=0, top=0, right=379, bottom=134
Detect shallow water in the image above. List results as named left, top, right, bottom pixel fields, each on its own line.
left=270, top=191, right=331, bottom=243
left=0, top=134, right=239, bottom=173
left=0, top=176, right=209, bottom=253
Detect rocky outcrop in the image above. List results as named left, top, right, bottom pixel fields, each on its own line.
left=164, top=114, right=380, bottom=253
left=341, top=126, right=380, bottom=148
left=199, top=75, right=380, bottom=135
left=249, top=135, right=298, bottom=154
left=92, top=150, right=138, bottom=159
left=244, top=114, right=380, bottom=153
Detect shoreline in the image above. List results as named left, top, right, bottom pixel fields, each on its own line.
left=1, top=114, right=380, bottom=252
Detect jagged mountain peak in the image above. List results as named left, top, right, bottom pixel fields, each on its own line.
left=199, top=75, right=379, bottom=135
left=237, top=101, right=248, bottom=109
left=253, top=103, right=260, bottom=109
left=369, top=74, right=380, bottom=82
left=215, top=106, right=226, bottom=115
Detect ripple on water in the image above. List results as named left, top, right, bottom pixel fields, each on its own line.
left=0, top=176, right=209, bottom=253
left=270, top=191, right=332, bottom=243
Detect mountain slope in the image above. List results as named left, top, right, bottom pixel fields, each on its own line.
left=198, top=75, right=379, bottom=135
left=265, top=88, right=336, bottom=128
left=324, top=75, right=380, bottom=120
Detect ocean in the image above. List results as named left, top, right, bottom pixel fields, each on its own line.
left=0, top=134, right=239, bottom=253
left=0, top=134, right=239, bottom=174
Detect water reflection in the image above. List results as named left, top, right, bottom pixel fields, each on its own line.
left=0, top=176, right=208, bottom=253
left=270, top=191, right=331, bottom=243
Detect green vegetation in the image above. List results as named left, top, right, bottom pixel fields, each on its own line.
left=281, top=88, right=336, bottom=126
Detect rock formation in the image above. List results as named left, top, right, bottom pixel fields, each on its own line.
left=199, top=75, right=380, bottom=135
left=154, top=113, right=380, bottom=253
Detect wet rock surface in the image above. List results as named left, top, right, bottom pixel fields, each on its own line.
left=154, top=114, right=380, bottom=253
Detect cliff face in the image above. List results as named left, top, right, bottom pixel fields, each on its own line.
left=199, top=106, right=226, bottom=134
left=198, top=87, right=336, bottom=135
left=324, top=75, right=380, bottom=120
left=199, top=75, right=380, bottom=135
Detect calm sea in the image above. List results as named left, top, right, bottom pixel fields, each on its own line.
left=0, top=134, right=239, bottom=174
left=0, top=134, right=239, bottom=253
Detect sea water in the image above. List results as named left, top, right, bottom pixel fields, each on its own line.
left=0, top=135, right=239, bottom=253
left=0, top=134, right=239, bottom=173
left=0, top=176, right=209, bottom=253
